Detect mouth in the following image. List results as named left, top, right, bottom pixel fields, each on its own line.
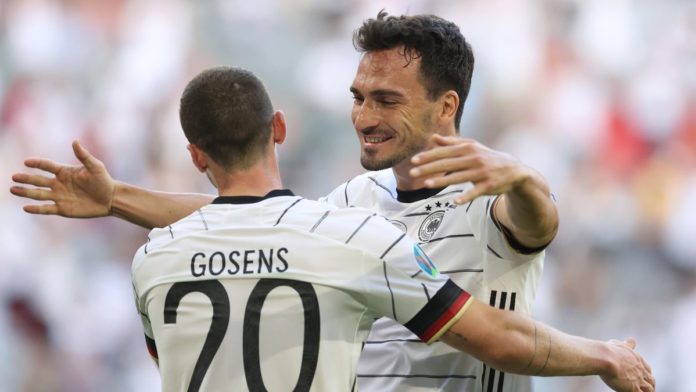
left=362, top=134, right=394, bottom=146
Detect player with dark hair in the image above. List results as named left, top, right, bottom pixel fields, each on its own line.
left=15, top=65, right=654, bottom=392
left=11, top=12, right=650, bottom=392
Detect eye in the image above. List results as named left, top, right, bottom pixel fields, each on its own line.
left=352, top=96, right=364, bottom=105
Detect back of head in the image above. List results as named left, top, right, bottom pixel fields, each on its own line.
left=179, top=67, right=274, bottom=170
left=353, top=11, right=474, bottom=130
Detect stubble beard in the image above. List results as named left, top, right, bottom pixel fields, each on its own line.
left=359, top=135, right=429, bottom=171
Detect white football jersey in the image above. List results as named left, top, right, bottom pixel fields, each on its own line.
left=321, top=170, right=545, bottom=392
left=131, top=190, right=473, bottom=392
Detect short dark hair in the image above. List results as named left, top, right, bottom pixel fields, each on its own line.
left=353, top=11, right=474, bottom=130
left=179, top=66, right=274, bottom=169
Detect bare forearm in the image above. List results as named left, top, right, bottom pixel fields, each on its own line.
left=111, top=181, right=214, bottom=229
left=442, top=302, right=614, bottom=378
left=497, top=168, right=558, bottom=248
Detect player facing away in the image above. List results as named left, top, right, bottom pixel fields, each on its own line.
left=13, top=12, right=555, bottom=391
left=12, top=66, right=654, bottom=391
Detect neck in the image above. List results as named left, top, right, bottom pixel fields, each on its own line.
left=392, top=127, right=458, bottom=191
left=391, top=158, right=430, bottom=191
left=212, top=160, right=284, bottom=197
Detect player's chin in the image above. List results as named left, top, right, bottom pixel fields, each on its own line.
left=360, top=152, right=398, bottom=171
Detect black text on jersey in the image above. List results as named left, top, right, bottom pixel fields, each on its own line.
left=190, top=248, right=289, bottom=277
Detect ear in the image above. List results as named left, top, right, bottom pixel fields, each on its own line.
left=271, top=110, right=287, bottom=145
left=187, top=144, right=207, bottom=173
left=438, top=90, right=459, bottom=126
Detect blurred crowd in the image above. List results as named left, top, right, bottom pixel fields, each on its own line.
left=1, top=0, right=695, bottom=391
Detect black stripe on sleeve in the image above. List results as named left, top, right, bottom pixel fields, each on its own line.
left=487, top=245, right=503, bottom=259
left=197, top=209, right=209, bottom=230
left=144, top=236, right=150, bottom=254
left=404, top=212, right=430, bottom=217
left=344, top=179, right=352, bottom=207
left=499, top=292, right=508, bottom=310
left=485, top=290, right=515, bottom=392
left=422, top=283, right=431, bottom=301
left=415, top=268, right=483, bottom=277
left=424, top=233, right=474, bottom=244
left=144, top=335, right=158, bottom=359
left=497, top=372, right=506, bottom=392
left=432, top=189, right=465, bottom=199
left=486, top=367, right=496, bottom=392
left=489, top=290, right=497, bottom=306
left=441, top=268, right=484, bottom=274
left=403, top=280, right=465, bottom=338
left=379, top=233, right=406, bottom=259
left=274, top=198, right=303, bottom=226
left=382, top=261, right=397, bottom=320
left=346, top=213, right=375, bottom=244
left=167, top=225, right=174, bottom=239
left=368, top=176, right=396, bottom=199
left=466, top=200, right=474, bottom=212
left=310, top=211, right=330, bottom=233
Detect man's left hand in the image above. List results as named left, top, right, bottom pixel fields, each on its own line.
left=410, top=134, right=531, bottom=205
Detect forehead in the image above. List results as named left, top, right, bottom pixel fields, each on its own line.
left=351, top=48, right=425, bottom=93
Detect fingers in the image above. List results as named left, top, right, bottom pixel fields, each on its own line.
left=410, top=156, right=479, bottom=178
left=24, top=158, right=63, bottom=174
left=11, top=173, right=53, bottom=188
left=412, top=141, right=474, bottom=165
left=72, top=139, right=99, bottom=171
left=23, top=203, right=59, bottom=215
left=453, top=187, right=485, bottom=205
left=9, top=186, right=54, bottom=201
left=419, top=170, right=486, bottom=190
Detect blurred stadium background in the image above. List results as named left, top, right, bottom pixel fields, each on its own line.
left=1, top=0, right=695, bottom=391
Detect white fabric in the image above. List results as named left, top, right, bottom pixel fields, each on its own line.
left=132, top=193, right=469, bottom=391
left=321, top=170, right=545, bottom=392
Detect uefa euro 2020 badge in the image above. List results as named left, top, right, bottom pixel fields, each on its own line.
left=413, top=244, right=439, bottom=278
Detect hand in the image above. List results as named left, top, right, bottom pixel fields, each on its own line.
left=10, top=140, right=115, bottom=218
left=601, top=339, right=655, bottom=392
left=409, top=134, right=531, bottom=205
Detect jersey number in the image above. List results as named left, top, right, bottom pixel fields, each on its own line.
left=164, top=279, right=320, bottom=392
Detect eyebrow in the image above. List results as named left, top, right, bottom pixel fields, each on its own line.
left=350, top=87, right=405, bottom=99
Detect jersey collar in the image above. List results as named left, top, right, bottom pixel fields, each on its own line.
left=212, top=189, right=295, bottom=204
left=396, top=187, right=445, bottom=203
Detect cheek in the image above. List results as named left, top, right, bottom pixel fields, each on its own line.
left=396, top=109, right=419, bottom=133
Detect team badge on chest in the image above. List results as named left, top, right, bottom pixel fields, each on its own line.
left=418, top=210, right=445, bottom=242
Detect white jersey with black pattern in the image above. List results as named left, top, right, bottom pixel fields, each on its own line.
left=321, top=170, right=544, bottom=392
left=131, top=190, right=472, bottom=392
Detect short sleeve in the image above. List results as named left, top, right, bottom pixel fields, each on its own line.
left=319, top=181, right=350, bottom=208
left=355, top=218, right=473, bottom=344
left=465, top=195, right=541, bottom=262
left=132, top=246, right=159, bottom=363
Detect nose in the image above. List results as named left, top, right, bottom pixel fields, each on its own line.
left=352, top=101, right=380, bottom=132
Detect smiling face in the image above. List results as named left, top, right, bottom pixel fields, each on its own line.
left=350, top=48, right=441, bottom=171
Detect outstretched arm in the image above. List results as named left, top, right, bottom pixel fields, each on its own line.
left=10, top=140, right=213, bottom=229
left=442, top=300, right=655, bottom=392
left=410, top=134, right=559, bottom=249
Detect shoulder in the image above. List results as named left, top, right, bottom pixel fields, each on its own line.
left=322, top=170, right=395, bottom=205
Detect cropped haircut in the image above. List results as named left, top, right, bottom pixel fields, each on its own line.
left=179, top=66, right=274, bottom=170
left=353, top=11, right=475, bottom=130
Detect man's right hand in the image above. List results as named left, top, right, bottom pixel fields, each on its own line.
left=10, top=140, right=114, bottom=218
left=601, top=338, right=656, bottom=392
